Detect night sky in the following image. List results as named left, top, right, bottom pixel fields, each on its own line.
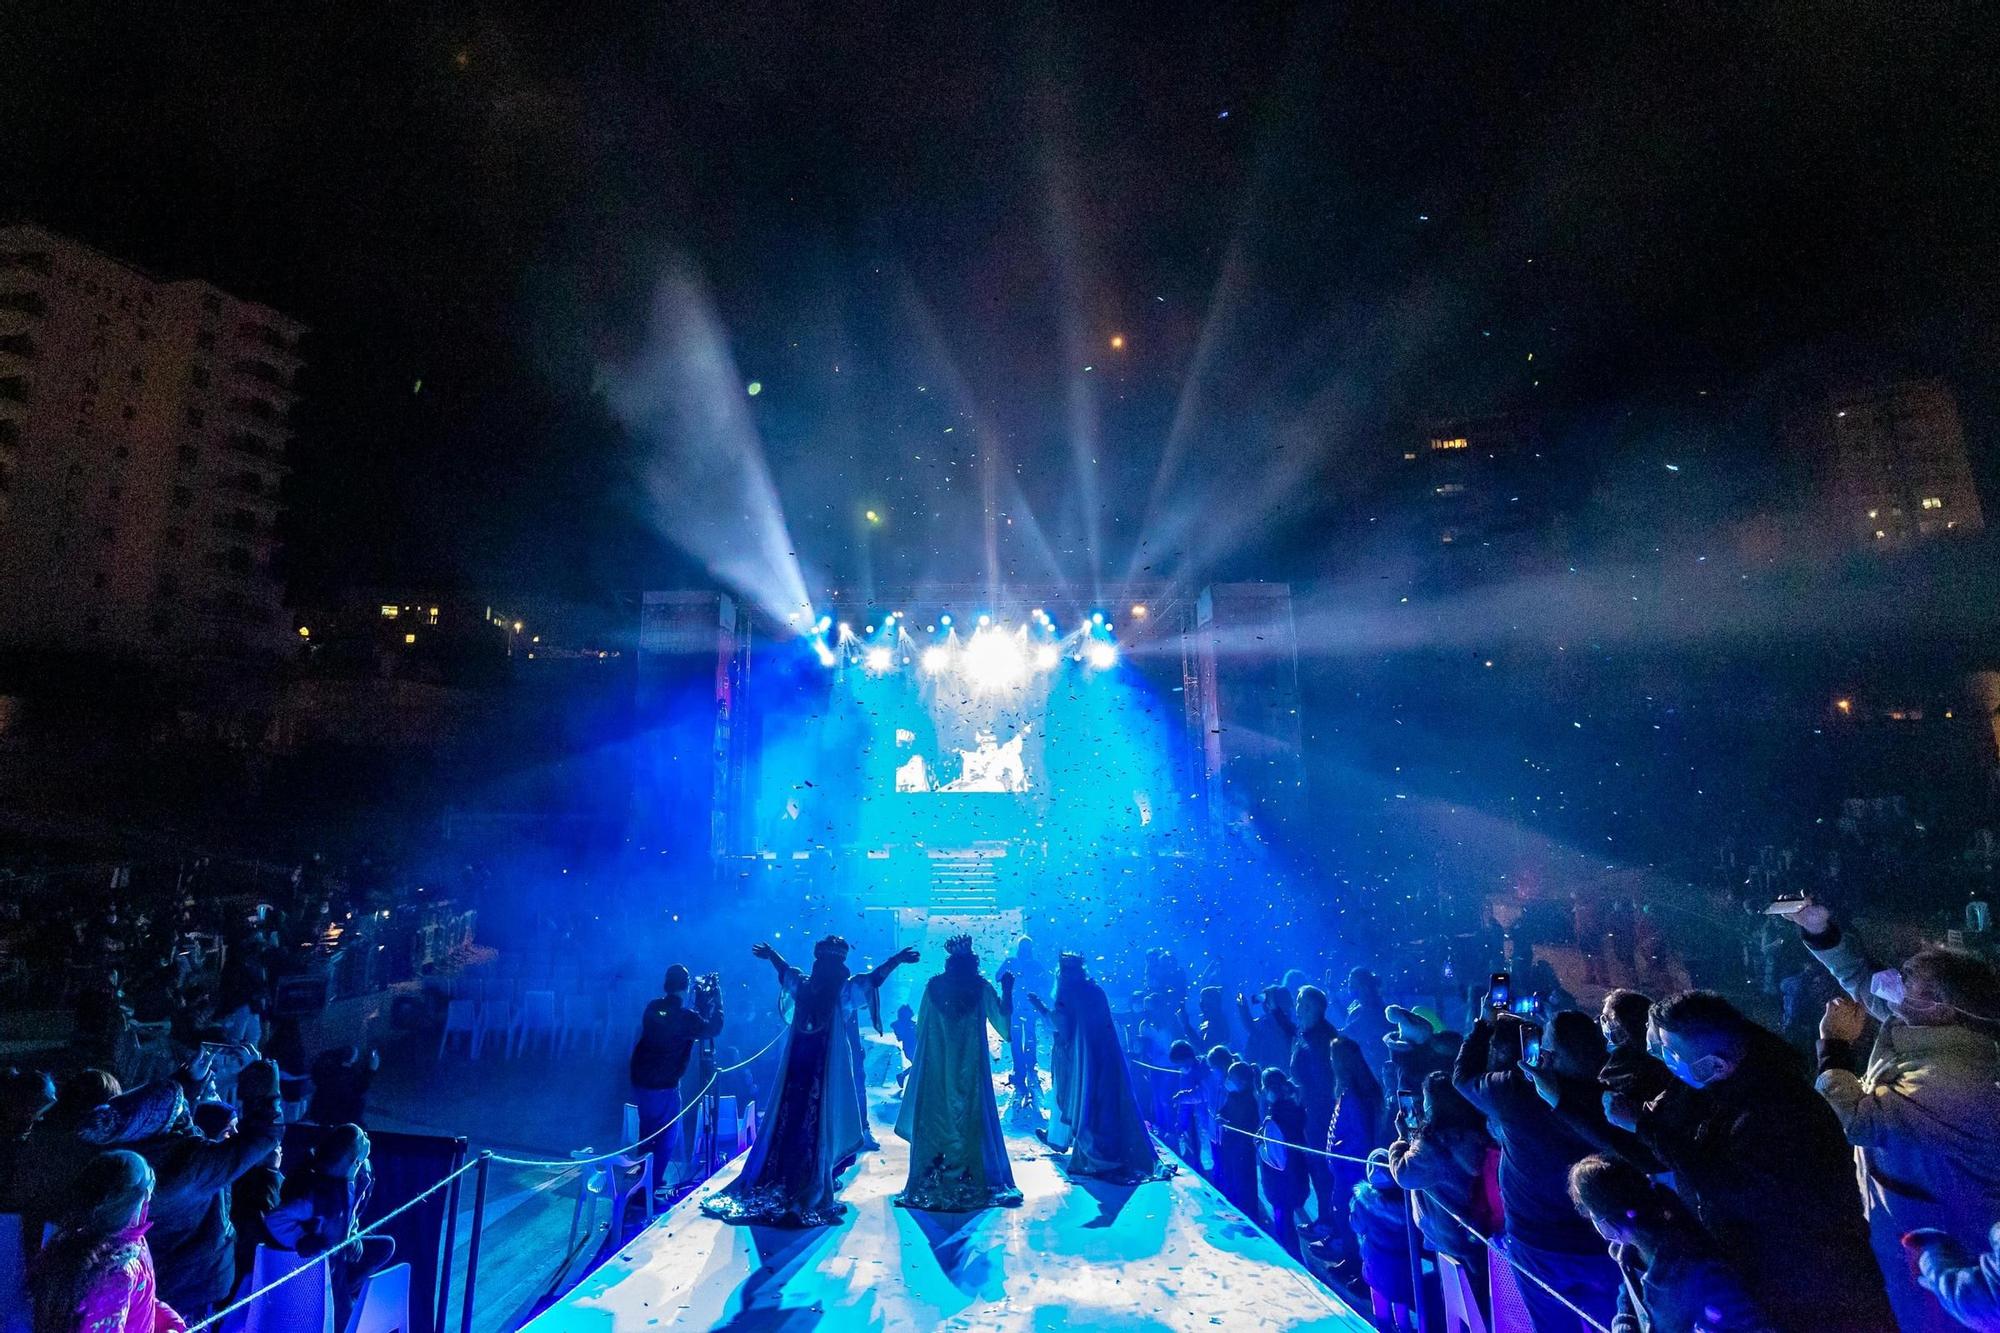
left=6, top=1, right=1997, bottom=605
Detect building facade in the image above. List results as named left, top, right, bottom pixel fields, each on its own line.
left=1805, top=379, right=1985, bottom=550
left=0, top=223, right=304, bottom=661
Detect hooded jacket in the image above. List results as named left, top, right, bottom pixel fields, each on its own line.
left=32, top=1225, right=186, bottom=1333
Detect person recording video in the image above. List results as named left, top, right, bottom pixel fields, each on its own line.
left=630, top=963, right=724, bottom=1198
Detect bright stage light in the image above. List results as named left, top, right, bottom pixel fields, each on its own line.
left=1035, top=645, right=1061, bottom=671
left=963, top=627, right=1027, bottom=690
left=864, top=647, right=894, bottom=674
left=921, top=646, right=949, bottom=673
left=815, top=644, right=838, bottom=667
left=1092, top=612, right=1105, bottom=625
left=1130, top=603, right=1148, bottom=619
left=1086, top=641, right=1118, bottom=670
left=940, top=614, right=952, bottom=626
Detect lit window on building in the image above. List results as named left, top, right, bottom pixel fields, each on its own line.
left=403, top=632, right=416, bottom=645
left=380, top=605, right=398, bottom=619
left=1402, top=451, right=1418, bottom=461
left=1434, top=483, right=1466, bottom=495
left=1921, top=496, right=1943, bottom=510
left=1431, top=437, right=1469, bottom=451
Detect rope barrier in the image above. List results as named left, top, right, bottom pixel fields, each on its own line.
left=487, top=1025, right=787, bottom=1169
left=1217, top=1121, right=1376, bottom=1167
left=1215, top=1124, right=1614, bottom=1333
left=1128, top=1055, right=1186, bottom=1076
left=184, top=1155, right=483, bottom=1333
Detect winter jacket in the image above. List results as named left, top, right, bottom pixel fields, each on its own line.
left=1809, top=926, right=2000, bottom=1333
left=1910, top=1223, right=2000, bottom=1331
left=106, top=1077, right=282, bottom=1313
left=31, top=1228, right=186, bottom=1333
left=1610, top=1231, right=1774, bottom=1333
left=267, top=1161, right=371, bottom=1257
left=1452, top=1020, right=1605, bottom=1253
left=1289, top=1019, right=1338, bottom=1125
left=1628, top=1036, right=1895, bottom=1333
left=1388, top=1125, right=1490, bottom=1262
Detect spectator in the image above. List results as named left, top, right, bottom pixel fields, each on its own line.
left=1214, top=1061, right=1264, bottom=1225
left=1196, top=986, right=1237, bottom=1052
left=1904, top=1225, right=2000, bottom=1331
left=1389, top=1071, right=1493, bottom=1276
left=1341, top=969, right=1391, bottom=1061
left=1239, top=985, right=1295, bottom=1073
left=1257, top=1068, right=1311, bottom=1260
left=1617, top=990, right=1894, bottom=1332
left=268, top=1125, right=391, bottom=1332
left=1530, top=1011, right=1655, bottom=1171
left=230, top=1144, right=282, bottom=1297
left=1289, top=985, right=1342, bottom=1233
left=0, top=1067, right=56, bottom=1210
left=1327, top=1033, right=1388, bottom=1222
left=84, top=1060, right=283, bottom=1319
left=1383, top=1006, right=1452, bottom=1095
left=629, top=965, right=724, bottom=1196
left=1797, top=902, right=2000, bottom=1333
left=306, top=1046, right=378, bottom=1127
left=1350, top=1148, right=1416, bottom=1329
left=1567, top=1153, right=1772, bottom=1333
left=1454, top=1015, right=1620, bottom=1333
left=30, top=1149, right=184, bottom=1333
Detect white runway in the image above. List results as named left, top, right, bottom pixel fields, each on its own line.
left=524, top=1081, right=1376, bottom=1332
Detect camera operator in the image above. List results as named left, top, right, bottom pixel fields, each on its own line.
left=630, top=964, right=724, bottom=1198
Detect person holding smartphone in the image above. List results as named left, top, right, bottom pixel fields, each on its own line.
left=1789, top=900, right=2000, bottom=1333
left=1453, top=1012, right=1621, bottom=1333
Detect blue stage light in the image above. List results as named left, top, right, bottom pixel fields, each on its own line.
left=864, top=646, right=894, bottom=674
left=921, top=645, right=949, bottom=673
left=1092, top=612, right=1105, bottom=625
left=1086, top=641, right=1118, bottom=670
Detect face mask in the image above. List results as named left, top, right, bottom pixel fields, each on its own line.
left=1870, top=969, right=1906, bottom=1008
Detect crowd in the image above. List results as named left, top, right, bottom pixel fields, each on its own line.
left=1129, top=902, right=2000, bottom=1333
left=1, top=879, right=400, bottom=1333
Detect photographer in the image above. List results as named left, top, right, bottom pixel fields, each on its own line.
left=630, top=964, right=724, bottom=1196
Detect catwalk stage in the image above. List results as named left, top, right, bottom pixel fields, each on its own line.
left=526, top=1083, right=1374, bottom=1332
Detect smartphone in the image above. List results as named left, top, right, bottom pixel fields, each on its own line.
left=1522, top=1033, right=1544, bottom=1068
left=1487, top=972, right=1512, bottom=1011
left=1395, top=1088, right=1418, bottom=1118
left=1510, top=994, right=1540, bottom=1019
left=1764, top=896, right=1809, bottom=916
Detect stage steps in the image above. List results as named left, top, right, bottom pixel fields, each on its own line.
left=927, top=846, right=1001, bottom=914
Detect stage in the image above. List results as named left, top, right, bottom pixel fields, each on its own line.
left=525, top=1081, right=1374, bottom=1332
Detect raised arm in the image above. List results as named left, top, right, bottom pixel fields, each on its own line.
left=868, top=945, right=921, bottom=989
left=751, top=941, right=791, bottom=981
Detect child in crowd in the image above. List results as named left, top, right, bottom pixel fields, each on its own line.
left=32, top=1149, right=185, bottom=1333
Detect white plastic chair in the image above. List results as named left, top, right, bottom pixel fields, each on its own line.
left=621, top=1102, right=641, bottom=1145
left=559, top=993, right=609, bottom=1054
left=342, top=1262, right=410, bottom=1333
left=0, top=1213, right=29, bottom=1333
left=516, top=990, right=559, bottom=1057
left=1437, top=1252, right=1491, bottom=1333
left=437, top=999, right=478, bottom=1059
left=739, top=1100, right=757, bottom=1151
left=244, top=1245, right=334, bottom=1333
left=475, top=999, right=515, bottom=1058
left=568, top=1150, right=650, bottom=1253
